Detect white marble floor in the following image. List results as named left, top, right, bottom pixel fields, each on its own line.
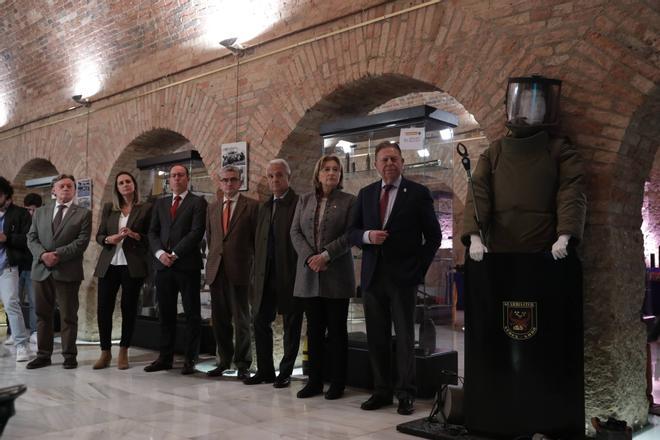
left=0, top=342, right=441, bottom=440
left=2, top=324, right=659, bottom=439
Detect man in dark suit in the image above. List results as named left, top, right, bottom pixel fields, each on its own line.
left=205, top=165, right=258, bottom=380
left=349, top=142, right=441, bottom=415
left=244, top=159, right=302, bottom=388
left=26, top=174, right=92, bottom=369
left=145, top=164, right=207, bottom=375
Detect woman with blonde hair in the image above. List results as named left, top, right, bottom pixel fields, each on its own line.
left=291, top=154, right=356, bottom=399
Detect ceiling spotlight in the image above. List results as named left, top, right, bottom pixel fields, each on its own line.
left=220, top=37, right=246, bottom=55
left=72, top=95, right=91, bottom=107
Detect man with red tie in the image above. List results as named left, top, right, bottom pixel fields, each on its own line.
left=204, top=165, right=258, bottom=380
left=145, top=164, right=207, bottom=375
left=349, top=142, right=441, bottom=415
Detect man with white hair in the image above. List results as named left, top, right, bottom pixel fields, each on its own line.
left=244, top=159, right=302, bottom=388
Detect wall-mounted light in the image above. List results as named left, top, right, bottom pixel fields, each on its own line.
left=0, top=105, right=7, bottom=127
left=72, top=95, right=91, bottom=107
left=220, top=37, right=246, bottom=55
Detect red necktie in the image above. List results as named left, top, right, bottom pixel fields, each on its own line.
left=380, top=184, right=393, bottom=226
left=170, top=195, right=181, bottom=219
left=222, top=200, right=231, bottom=232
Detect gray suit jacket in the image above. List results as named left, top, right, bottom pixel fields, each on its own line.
left=290, top=189, right=356, bottom=299
left=27, top=202, right=92, bottom=282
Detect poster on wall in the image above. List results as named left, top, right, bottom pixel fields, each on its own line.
left=221, top=141, right=248, bottom=191
left=76, top=178, right=92, bottom=209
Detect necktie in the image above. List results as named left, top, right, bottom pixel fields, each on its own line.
left=52, top=204, right=66, bottom=233
left=379, top=184, right=394, bottom=227
left=271, top=198, right=278, bottom=220
left=170, top=195, right=181, bottom=219
left=222, top=200, right=231, bottom=232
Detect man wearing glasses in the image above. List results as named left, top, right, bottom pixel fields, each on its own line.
left=205, top=165, right=258, bottom=380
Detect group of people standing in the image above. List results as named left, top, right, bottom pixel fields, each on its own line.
left=1, top=140, right=441, bottom=416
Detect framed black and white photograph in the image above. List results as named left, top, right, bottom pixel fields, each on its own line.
left=76, top=178, right=92, bottom=209
left=221, top=141, right=248, bottom=191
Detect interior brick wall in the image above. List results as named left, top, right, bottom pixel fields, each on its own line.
left=0, top=0, right=658, bottom=429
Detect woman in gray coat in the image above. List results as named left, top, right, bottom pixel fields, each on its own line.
left=291, top=154, right=356, bottom=400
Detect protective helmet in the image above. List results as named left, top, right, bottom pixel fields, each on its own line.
left=505, top=75, right=561, bottom=130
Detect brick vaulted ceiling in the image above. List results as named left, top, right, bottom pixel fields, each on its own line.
left=0, top=0, right=387, bottom=128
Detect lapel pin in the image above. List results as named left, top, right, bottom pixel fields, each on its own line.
left=403, top=188, right=407, bottom=193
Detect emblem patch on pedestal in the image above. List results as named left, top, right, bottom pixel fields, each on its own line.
left=502, top=301, right=537, bottom=340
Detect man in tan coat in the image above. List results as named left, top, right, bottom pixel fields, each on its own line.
left=205, top=165, right=258, bottom=380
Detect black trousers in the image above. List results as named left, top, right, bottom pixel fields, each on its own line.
left=253, top=281, right=303, bottom=378
left=303, top=296, right=349, bottom=389
left=155, top=268, right=201, bottom=362
left=363, top=266, right=416, bottom=400
left=97, top=265, right=143, bottom=350
left=210, top=267, right=252, bottom=369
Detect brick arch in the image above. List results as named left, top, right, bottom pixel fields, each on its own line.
left=580, top=85, right=660, bottom=423
left=11, top=158, right=59, bottom=206
left=99, top=128, right=195, bottom=209
left=87, top=81, right=234, bottom=207
left=276, top=74, right=440, bottom=195
left=1, top=122, right=82, bottom=183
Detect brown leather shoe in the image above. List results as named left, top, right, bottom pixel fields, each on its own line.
left=117, top=347, right=129, bottom=370
left=93, top=350, right=111, bottom=370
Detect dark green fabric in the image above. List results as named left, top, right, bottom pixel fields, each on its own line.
left=462, top=131, right=586, bottom=253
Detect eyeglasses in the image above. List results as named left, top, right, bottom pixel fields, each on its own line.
left=220, top=177, right=240, bottom=183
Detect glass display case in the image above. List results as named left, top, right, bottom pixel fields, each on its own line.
left=320, top=105, right=459, bottom=353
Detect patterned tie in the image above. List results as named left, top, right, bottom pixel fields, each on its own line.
left=52, top=204, right=66, bottom=233
left=222, top=200, right=231, bottom=232
left=170, top=195, right=181, bottom=219
left=380, top=184, right=394, bottom=227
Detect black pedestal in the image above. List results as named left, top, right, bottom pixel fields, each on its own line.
left=132, top=316, right=216, bottom=355
left=464, top=252, right=584, bottom=439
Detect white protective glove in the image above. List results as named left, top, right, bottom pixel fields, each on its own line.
left=551, top=234, right=571, bottom=260
left=469, top=234, right=487, bottom=262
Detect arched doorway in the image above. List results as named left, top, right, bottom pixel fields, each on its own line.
left=12, top=158, right=59, bottom=207
left=278, top=74, right=489, bottom=388
left=99, top=128, right=215, bottom=348
left=638, top=87, right=660, bottom=414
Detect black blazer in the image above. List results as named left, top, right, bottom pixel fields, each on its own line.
left=349, top=176, right=442, bottom=291
left=94, top=202, right=153, bottom=279
left=148, top=192, right=207, bottom=272
left=1, top=203, right=32, bottom=270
